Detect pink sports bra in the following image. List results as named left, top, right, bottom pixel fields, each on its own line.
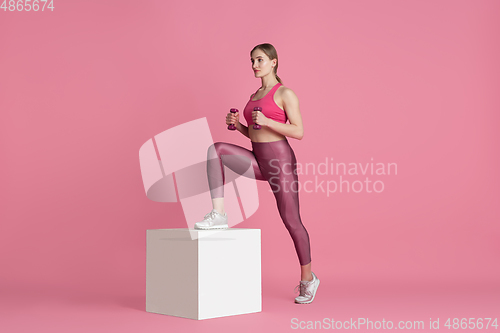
left=243, top=83, right=288, bottom=126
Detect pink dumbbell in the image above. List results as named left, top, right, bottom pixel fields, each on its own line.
left=227, top=108, right=238, bottom=130
left=253, top=106, right=262, bottom=130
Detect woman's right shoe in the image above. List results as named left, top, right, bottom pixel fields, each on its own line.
left=294, top=272, right=320, bottom=304
left=194, top=209, right=229, bottom=230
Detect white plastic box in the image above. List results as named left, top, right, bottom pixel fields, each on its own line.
left=146, top=228, right=262, bottom=320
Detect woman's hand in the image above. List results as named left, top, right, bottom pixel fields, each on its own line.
left=226, top=111, right=239, bottom=126
left=252, top=110, right=269, bottom=127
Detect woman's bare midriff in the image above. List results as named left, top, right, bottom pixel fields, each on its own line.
left=249, top=126, right=286, bottom=143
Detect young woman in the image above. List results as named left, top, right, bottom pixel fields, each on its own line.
left=194, top=43, right=320, bottom=304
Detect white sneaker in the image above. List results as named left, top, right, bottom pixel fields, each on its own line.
left=194, top=209, right=228, bottom=230
left=294, top=272, right=320, bottom=304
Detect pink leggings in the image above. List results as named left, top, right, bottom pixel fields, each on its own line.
left=207, top=139, right=311, bottom=266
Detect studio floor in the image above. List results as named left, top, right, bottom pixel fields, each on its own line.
left=2, top=276, right=498, bottom=333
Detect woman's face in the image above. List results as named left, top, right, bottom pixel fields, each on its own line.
left=251, top=49, right=276, bottom=78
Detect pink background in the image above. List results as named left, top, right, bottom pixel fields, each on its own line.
left=1, top=0, right=499, bottom=331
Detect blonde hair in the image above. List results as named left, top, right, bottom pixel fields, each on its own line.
left=251, top=43, right=282, bottom=84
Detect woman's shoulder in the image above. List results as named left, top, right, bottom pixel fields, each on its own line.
left=276, top=84, right=298, bottom=100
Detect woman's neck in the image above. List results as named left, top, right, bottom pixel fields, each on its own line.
left=260, top=77, right=279, bottom=90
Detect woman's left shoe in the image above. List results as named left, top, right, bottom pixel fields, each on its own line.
left=294, top=271, right=320, bottom=304
left=194, top=209, right=228, bottom=230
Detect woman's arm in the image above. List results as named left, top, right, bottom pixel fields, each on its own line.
left=236, top=121, right=250, bottom=138
left=266, top=88, right=304, bottom=140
